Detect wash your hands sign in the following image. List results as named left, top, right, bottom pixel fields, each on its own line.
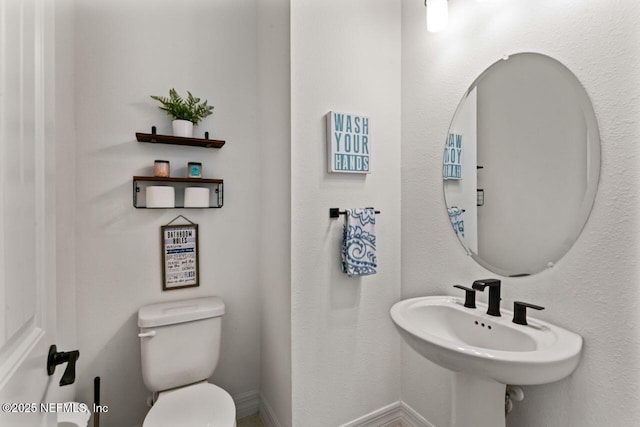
left=443, top=132, right=462, bottom=180
left=327, top=111, right=371, bottom=173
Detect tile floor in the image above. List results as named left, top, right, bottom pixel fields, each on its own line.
left=236, top=415, right=403, bottom=427
left=237, top=413, right=265, bottom=427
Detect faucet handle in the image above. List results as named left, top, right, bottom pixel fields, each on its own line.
left=513, top=301, right=545, bottom=325
left=453, top=285, right=476, bottom=309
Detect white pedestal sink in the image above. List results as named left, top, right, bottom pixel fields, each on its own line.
left=390, top=296, right=582, bottom=427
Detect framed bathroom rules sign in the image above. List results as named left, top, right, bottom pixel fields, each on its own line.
left=326, top=111, right=371, bottom=173
left=161, top=223, right=199, bottom=290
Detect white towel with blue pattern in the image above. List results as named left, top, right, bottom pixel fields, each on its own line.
left=341, top=208, right=377, bottom=277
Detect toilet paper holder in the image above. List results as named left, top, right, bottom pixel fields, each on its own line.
left=132, top=176, right=224, bottom=209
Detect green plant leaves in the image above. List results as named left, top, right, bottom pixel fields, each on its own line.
left=150, top=88, right=214, bottom=125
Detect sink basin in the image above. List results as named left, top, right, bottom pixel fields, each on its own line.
left=390, top=296, right=583, bottom=385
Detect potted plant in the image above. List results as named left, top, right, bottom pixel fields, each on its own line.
left=151, top=88, right=214, bottom=137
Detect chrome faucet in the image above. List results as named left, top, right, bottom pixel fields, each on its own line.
left=472, top=279, right=502, bottom=317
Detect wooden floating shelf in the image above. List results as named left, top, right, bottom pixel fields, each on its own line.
left=136, top=132, right=225, bottom=149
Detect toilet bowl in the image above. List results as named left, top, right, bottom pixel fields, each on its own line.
left=143, top=382, right=236, bottom=427
left=138, top=297, right=237, bottom=427
left=56, top=402, right=90, bottom=427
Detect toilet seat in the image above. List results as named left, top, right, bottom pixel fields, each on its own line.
left=143, top=382, right=236, bottom=427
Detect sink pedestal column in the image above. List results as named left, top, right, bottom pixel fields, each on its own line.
left=452, top=372, right=506, bottom=427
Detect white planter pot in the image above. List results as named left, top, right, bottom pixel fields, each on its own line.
left=172, top=119, right=194, bottom=138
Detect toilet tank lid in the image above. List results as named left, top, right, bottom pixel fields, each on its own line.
left=138, top=296, right=225, bottom=328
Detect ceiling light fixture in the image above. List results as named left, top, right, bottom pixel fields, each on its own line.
left=425, top=0, right=448, bottom=33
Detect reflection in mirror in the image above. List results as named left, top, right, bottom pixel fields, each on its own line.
left=443, top=53, right=600, bottom=276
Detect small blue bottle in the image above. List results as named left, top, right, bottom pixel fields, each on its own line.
left=188, top=162, right=202, bottom=178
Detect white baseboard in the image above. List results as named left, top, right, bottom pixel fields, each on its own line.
left=259, top=394, right=282, bottom=427
left=239, top=394, right=430, bottom=427
left=339, top=401, right=404, bottom=427
left=398, top=402, right=434, bottom=427
left=339, top=401, right=434, bottom=427
left=234, top=389, right=261, bottom=419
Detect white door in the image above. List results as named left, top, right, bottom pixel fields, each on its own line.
left=0, top=0, right=59, bottom=426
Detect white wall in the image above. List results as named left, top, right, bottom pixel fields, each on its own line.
left=257, top=0, right=292, bottom=425
left=401, top=0, right=640, bottom=426
left=291, top=1, right=402, bottom=426
left=73, top=1, right=261, bottom=426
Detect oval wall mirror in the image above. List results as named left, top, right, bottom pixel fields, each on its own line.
left=443, top=53, right=600, bottom=276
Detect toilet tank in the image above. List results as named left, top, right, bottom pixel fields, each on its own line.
left=138, top=296, right=225, bottom=392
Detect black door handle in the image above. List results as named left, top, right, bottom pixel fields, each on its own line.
left=47, top=345, right=80, bottom=386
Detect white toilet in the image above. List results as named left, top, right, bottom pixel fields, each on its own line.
left=138, top=296, right=237, bottom=427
